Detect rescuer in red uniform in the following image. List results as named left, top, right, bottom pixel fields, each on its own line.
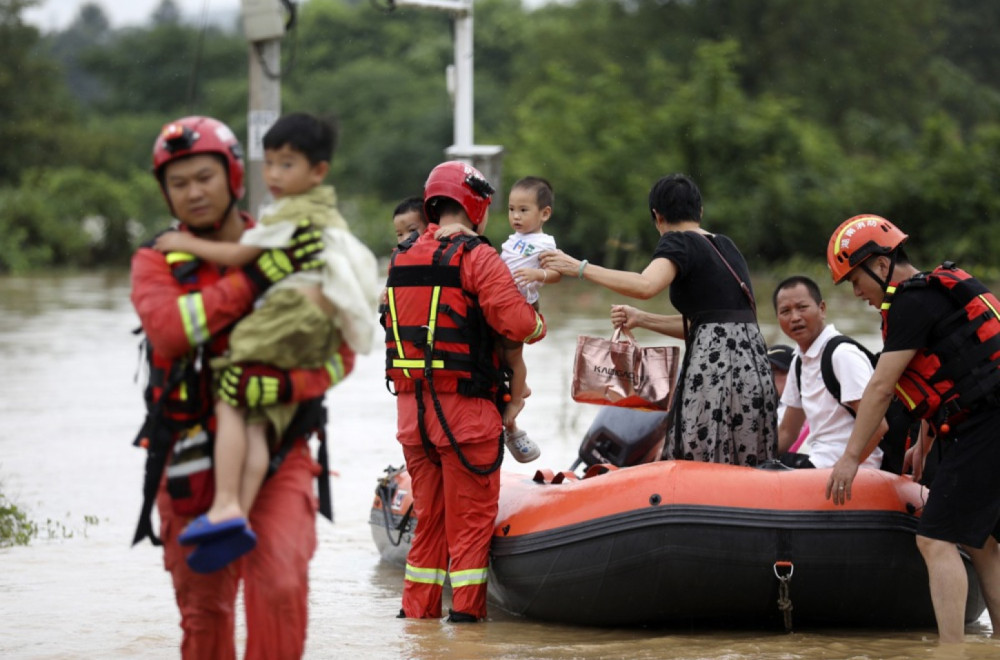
left=384, top=161, right=546, bottom=622
left=130, top=115, right=354, bottom=658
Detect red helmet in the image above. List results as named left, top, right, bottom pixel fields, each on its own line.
left=152, top=116, right=245, bottom=201
left=827, top=214, right=908, bottom=283
left=423, top=161, right=495, bottom=228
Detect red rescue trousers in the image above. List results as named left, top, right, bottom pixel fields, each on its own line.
left=157, top=440, right=320, bottom=659
left=397, top=390, right=502, bottom=619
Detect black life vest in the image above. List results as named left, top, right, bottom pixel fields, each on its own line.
left=384, top=233, right=503, bottom=399
left=881, top=262, right=1000, bottom=427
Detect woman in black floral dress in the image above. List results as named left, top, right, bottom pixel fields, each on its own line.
left=540, top=174, right=777, bottom=466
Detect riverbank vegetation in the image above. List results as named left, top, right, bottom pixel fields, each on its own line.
left=2, top=0, right=999, bottom=274
left=0, top=489, right=36, bottom=547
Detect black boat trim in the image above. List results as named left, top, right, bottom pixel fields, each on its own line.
left=492, top=504, right=919, bottom=556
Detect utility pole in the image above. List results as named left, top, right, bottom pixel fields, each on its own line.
left=240, top=0, right=287, bottom=216
left=390, top=0, right=504, bottom=192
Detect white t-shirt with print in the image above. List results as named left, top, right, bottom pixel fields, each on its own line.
left=501, top=231, right=557, bottom=304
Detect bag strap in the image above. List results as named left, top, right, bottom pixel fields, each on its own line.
left=693, top=232, right=757, bottom=316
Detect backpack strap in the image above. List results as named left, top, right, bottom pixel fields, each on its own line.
left=820, top=335, right=877, bottom=417
left=794, top=335, right=876, bottom=419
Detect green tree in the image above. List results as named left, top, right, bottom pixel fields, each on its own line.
left=0, top=0, right=76, bottom=186
left=80, top=21, right=245, bottom=116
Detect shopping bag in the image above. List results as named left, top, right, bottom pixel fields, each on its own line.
left=571, top=328, right=680, bottom=411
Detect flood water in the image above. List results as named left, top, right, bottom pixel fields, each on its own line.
left=1, top=272, right=997, bottom=659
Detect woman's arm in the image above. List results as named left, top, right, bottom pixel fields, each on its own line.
left=610, top=304, right=685, bottom=339
left=539, top=250, right=676, bottom=300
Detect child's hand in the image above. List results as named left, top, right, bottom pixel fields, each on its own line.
left=153, top=230, right=194, bottom=254
left=434, top=224, right=477, bottom=240
left=512, top=267, right=542, bottom=288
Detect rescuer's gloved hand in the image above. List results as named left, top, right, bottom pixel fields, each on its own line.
left=217, top=364, right=292, bottom=408
left=243, top=220, right=324, bottom=293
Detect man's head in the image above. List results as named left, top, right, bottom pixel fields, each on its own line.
left=827, top=214, right=909, bottom=304
left=648, top=173, right=702, bottom=225
left=152, top=116, right=245, bottom=232
left=423, top=161, right=495, bottom=232
left=508, top=176, right=553, bottom=235
left=773, top=275, right=826, bottom=351
left=261, top=114, right=336, bottom=200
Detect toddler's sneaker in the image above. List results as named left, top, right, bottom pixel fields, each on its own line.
left=504, top=429, right=540, bottom=463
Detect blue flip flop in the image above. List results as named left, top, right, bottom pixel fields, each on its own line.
left=186, top=526, right=258, bottom=574
left=178, top=514, right=248, bottom=546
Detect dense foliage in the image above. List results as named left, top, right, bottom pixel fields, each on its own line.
left=2, top=0, right=999, bottom=273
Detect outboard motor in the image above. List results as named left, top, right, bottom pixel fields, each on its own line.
left=576, top=407, right=670, bottom=469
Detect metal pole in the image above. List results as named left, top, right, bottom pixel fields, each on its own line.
left=452, top=9, right=474, bottom=158
left=247, top=40, right=281, bottom=218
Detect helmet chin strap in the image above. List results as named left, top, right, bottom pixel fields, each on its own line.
left=860, top=252, right=898, bottom=297
left=187, top=197, right=237, bottom=236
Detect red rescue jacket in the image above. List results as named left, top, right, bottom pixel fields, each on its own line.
left=129, top=217, right=353, bottom=543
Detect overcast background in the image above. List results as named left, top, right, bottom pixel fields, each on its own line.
left=23, top=0, right=555, bottom=32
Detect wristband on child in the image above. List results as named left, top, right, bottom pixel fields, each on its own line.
left=578, top=259, right=589, bottom=279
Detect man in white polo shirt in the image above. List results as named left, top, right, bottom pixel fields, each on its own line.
left=773, top=275, right=885, bottom=469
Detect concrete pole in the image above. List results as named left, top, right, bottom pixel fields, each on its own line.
left=246, top=40, right=281, bottom=218
left=452, top=9, right=474, bottom=160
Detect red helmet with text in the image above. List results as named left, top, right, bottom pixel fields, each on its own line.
left=423, top=161, right=495, bottom=228
left=152, top=116, right=245, bottom=201
left=827, top=214, right=908, bottom=283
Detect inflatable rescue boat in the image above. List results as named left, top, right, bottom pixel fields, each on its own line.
left=370, top=408, right=986, bottom=629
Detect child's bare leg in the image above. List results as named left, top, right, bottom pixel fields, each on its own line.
left=502, top=341, right=529, bottom=430
left=208, top=400, right=250, bottom=523
left=239, top=421, right=271, bottom=518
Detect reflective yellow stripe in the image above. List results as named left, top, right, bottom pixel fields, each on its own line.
left=386, top=287, right=412, bottom=379
left=894, top=383, right=916, bottom=410
left=405, top=564, right=446, bottom=586
left=880, top=284, right=897, bottom=311
left=177, top=292, right=208, bottom=346
left=832, top=218, right=866, bottom=258
left=522, top=312, right=545, bottom=342
left=165, top=251, right=196, bottom=265
left=388, top=286, right=445, bottom=378
left=980, top=294, right=1000, bottom=319
left=325, top=352, right=345, bottom=385
left=449, top=567, right=488, bottom=587
left=426, top=286, right=441, bottom=348
left=392, top=358, right=446, bottom=369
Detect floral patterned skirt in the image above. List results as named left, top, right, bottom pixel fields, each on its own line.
left=664, top=322, right=778, bottom=466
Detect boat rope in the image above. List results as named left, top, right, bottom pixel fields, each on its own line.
left=774, top=561, right=795, bottom=632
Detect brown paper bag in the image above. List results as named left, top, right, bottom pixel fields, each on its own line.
left=571, top=328, right=680, bottom=411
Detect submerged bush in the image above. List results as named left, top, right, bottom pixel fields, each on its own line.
left=0, top=491, right=38, bottom=548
